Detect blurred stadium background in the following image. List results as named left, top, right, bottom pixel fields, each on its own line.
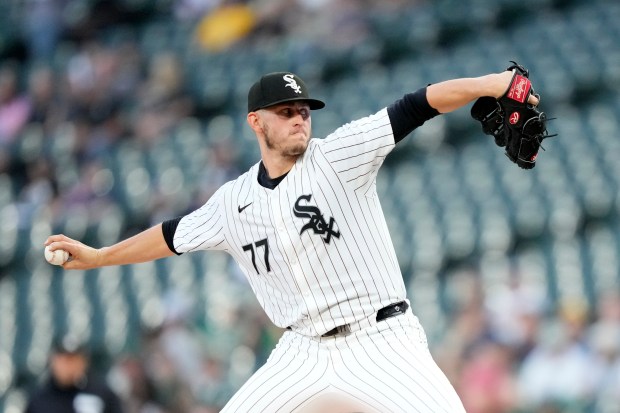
left=0, top=0, right=619, bottom=412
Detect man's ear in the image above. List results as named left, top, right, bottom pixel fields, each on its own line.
left=247, top=112, right=261, bottom=132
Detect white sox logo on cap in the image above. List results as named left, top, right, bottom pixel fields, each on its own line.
left=247, top=72, right=324, bottom=112
left=283, top=74, right=302, bottom=94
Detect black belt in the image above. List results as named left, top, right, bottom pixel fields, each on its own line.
left=287, top=301, right=409, bottom=338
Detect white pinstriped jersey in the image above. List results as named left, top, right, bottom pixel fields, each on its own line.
left=173, top=108, right=406, bottom=337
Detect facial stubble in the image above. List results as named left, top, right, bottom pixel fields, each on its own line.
left=262, top=121, right=309, bottom=157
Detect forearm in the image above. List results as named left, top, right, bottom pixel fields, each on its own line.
left=427, top=72, right=510, bottom=114
left=45, top=223, right=175, bottom=270
left=97, top=224, right=175, bottom=267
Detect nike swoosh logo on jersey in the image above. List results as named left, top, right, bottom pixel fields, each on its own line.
left=238, top=203, right=252, bottom=213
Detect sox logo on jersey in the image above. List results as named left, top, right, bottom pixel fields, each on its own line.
left=293, top=194, right=340, bottom=244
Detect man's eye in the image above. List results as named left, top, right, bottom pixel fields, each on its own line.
left=279, top=107, right=309, bottom=119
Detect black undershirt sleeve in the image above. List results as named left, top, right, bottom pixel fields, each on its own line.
left=162, top=217, right=183, bottom=255
left=387, top=86, right=440, bottom=144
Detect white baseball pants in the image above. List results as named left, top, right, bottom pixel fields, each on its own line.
left=220, top=309, right=466, bottom=413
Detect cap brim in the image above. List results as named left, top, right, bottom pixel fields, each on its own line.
left=251, top=97, right=325, bottom=112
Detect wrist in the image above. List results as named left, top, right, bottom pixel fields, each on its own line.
left=489, top=71, right=513, bottom=99
left=95, top=247, right=106, bottom=267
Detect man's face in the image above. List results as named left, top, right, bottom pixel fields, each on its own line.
left=257, top=102, right=312, bottom=158
left=50, top=352, right=88, bottom=387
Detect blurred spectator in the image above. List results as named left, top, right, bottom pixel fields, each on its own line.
left=16, top=157, right=58, bottom=228
left=485, top=270, right=547, bottom=361
left=60, top=161, right=114, bottom=212
left=595, top=356, right=620, bottom=413
left=194, top=135, right=241, bottom=207
left=435, top=270, right=494, bottom=387
left=26, top=65, right=64, bottom=133
left=107, top=355, right=161, bottom=413
left=249, top=0, right=371, bottom=50
left=517, top=314, right=603, bottom=412
left=194, top=3, right=257, bottom=52
left=458, top=340, right=518, bottom=413
left=292, top=0, right=372, bottom=50
left=174, top=0, right=222, bottom=22
left=157, top=290, right=206, bottom=394
left=192, top=355, right=230, bottom=410
left=140, top=343, right=194, bottom=413
left=0, top=63, right=31, bottom=144
left=65, top=43, right=132, bottom=155
left=134, top=52, right=194, bottom=145
left=25, top=335, right=124, bottom=413
left=588, top=291, right=620, bottom=413
left=21, top=0, right=65, bottom=62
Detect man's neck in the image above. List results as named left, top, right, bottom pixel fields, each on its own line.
left=261, top=156, right=297, bottom=179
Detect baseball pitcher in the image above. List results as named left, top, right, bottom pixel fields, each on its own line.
left=46, top=65, right=549, bottom=412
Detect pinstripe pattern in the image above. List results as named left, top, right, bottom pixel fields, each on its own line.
left=173, top=107, right=465, bottom=411
left=222, top=308, right=465, bottom=413
left=173, top=108, right=404, bottom=337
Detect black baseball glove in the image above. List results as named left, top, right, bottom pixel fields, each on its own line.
left=471, top=62, right=555, bottom=169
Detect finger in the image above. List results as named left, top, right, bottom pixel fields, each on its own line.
left=45, top=235, right=83, bottom=251
left=46, top=241, right=61, bottom=251
left=61, top=245, right=100, bottom=270
left=44, top=234, right=72, bottom=246
left=62, top=252, right=93, bottom=271
left=60, top=250, right=83, bottom=270
left=528, top=93, right=539, bottom=106
left=52, top=241, right=80, bottom=257
left=62, top=259, right=80, bottom=270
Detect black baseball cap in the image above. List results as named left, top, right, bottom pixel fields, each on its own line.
left=247, top=72, right=325, bottom=113
left=52, top=335, right=88, bottom=355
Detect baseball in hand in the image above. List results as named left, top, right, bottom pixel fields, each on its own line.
left=44, top=245, right=70, bottom=266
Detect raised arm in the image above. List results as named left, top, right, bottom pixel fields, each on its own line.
left=44, top=224, right=175, bottom=270
left=426, top=70, right=539, bottom=114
